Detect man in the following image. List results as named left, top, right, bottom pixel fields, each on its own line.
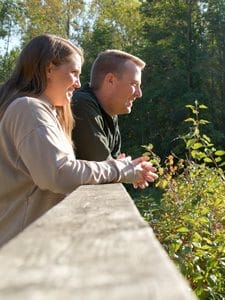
left=72, top=49, right=145, bottom=161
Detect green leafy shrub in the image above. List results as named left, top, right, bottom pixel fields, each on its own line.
left=137, top=101, right=225, bottom=299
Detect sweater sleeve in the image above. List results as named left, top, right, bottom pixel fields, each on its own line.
left=18, top=125, right=135, bottom=194
left=8, top=98, right=135, bottom=195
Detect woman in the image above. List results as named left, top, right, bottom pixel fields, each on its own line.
left=0, top=34, right=157, bottom=246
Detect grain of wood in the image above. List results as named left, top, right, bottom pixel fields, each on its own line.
left=0, top=183, right=197, bottom=300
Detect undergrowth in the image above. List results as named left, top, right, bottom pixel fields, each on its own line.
left=135, top=101, right=225, bottom=299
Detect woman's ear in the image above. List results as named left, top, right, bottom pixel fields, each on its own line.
left=46, top=63, right=54, bottom=79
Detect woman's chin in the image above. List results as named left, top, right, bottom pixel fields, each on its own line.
left=67, top=92, right=73, bottom=103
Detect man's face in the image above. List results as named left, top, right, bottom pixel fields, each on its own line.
left=108, top=60, right=142, bottom=116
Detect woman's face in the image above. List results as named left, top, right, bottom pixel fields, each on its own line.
left=45, top=53, right=82, bottom=106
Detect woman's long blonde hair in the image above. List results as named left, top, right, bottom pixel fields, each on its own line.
left=0, top=34, right=84, bottom=143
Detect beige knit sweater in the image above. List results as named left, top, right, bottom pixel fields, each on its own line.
left=0, top=97, right=135, bottom=246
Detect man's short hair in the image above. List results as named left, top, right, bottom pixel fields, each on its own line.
left=90, top=49, right=145, bottom=90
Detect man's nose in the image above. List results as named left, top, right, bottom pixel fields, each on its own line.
left=135, top=85, right=142, bottom=98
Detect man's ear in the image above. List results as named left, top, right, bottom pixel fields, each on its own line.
left=105, top=72, right=117, bottom=86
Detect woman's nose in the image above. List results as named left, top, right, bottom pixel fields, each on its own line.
left=74, top=77, right=81, bottom=89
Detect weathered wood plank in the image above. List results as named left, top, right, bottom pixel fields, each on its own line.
left=0, top=183, right=197, bottom=300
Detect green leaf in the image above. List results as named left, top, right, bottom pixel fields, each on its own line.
left=198, top=152, right=207, bottom=159
left=184, top=117, right=195, bottom=123
left=202, top=237, right=212, bottom=245
left=202, top=134, right=211, bottom=142
left=203, top=157, right=213, bottom=163
left=198, top=217, right=210, bottom=224
left=192, top=109, right=198, bottom=115
left=192, top=232, right=202, bottom=241
left=192, top=143, right=203, bottom=150
left=215, top=157, right=222, bottom=163
left=205, top=143, right=214, bottom=148
left=199, top=104, right=208, bottom=109
left=201, top=207, right=210, bottom=214
left=199, top=119, right=210, bottom=125
left=185, top=104, right=195, bottom=109
left=191, top=150, right=205, bottom=160
left=186, top=139, right=195, bottom=148
left=176, top=227, right=189, bottom=233
left=142, top=152, right=150, bottom=157
left=215, top=150, right=225, bottom=156
left=141, top=143, right=153, bottom=151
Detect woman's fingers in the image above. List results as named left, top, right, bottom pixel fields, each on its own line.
left=130, top=156, right=159, bottom=189
left=132, top=156, right=149, bottom=165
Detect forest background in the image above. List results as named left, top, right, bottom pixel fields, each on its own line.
left=1, top=1, right=225, bottom=298
left=1, top=0, right=225, bottom=159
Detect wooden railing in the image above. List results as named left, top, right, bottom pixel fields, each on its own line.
left=0, top=183, right=197, bottom=300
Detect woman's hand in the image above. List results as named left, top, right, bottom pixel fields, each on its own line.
left=117, top=153, right=126, bottom=159
left=131, top=156, right=158, bottom=189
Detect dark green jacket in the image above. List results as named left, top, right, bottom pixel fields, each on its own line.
left=72, top=83, right=121, bottom=161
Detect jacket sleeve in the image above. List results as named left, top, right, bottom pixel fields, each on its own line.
left=72, top=96, right=116, bottom=161
left=111, top=121, right=121, bottom=159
